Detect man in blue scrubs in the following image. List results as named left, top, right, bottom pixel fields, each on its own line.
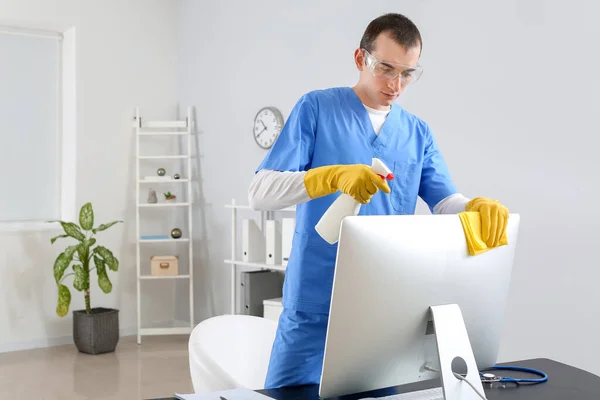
left=248, top=13, right=509, bottom=388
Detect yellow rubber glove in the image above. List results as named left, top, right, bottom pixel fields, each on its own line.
left=459, top=212, right=506, bottom=256
left=463, top=197, right=509, bottom=248
left=304, top=164, right=391, bottom=204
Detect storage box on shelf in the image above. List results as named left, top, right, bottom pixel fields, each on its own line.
left=150, top=255, right=179, bottom=276
left=225, top=199, right=295, bottom=316
left=134, top=107, right=196, bottom=344
left=263, top=297, right=283, bottom=322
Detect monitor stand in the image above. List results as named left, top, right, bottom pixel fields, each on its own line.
left=429, top=304, right=486, bottom=400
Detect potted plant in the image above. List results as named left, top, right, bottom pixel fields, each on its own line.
left=49, top=202, right=123, bottom=355
left=164, top=191, right=176, bottom=202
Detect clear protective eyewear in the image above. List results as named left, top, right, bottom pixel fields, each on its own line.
left=363, top=49, right=424, bottom=85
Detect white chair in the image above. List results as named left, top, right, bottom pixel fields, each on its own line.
left=188, top=314, right=278, bottom=393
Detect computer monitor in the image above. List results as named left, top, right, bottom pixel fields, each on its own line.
left=319, top=213, right=520, bottom=399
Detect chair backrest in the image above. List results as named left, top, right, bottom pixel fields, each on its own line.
left=188, top=314, right=278, bottom=392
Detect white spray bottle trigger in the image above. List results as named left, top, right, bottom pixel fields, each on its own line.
left=371, top=158, right=394, bottom=182
left=314, top=158, right=393, bottom=245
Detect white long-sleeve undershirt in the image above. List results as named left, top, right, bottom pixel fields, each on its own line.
left=248, top=169, right=470, bottom=214
left=248, top=104, right=470, bottom=214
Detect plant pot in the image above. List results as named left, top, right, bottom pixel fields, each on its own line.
left=73, top=308, right=119, bottom=355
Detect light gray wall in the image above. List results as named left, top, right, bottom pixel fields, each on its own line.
left=0, top=0, right=180, bottom=352
left=177, top=0, right=600, bottom=374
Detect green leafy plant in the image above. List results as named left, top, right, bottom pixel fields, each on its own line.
left=48, top=202, right=122, bottom=317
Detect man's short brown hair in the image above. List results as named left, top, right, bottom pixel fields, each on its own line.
left=360, top=13, right=422, bottom=54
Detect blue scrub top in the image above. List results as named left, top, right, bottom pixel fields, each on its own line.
left=256, top=87, right=457, bottom=314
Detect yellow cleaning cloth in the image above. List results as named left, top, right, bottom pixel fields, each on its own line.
left=458, top=211, right=508, bottom=256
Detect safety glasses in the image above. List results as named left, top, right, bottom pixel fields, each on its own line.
left=362, top=49, right=424, bottom=85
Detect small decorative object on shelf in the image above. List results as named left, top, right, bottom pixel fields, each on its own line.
left=164, top=192, right=176, bottom=201
left=174, top=174, right=181, bottom=180
left=157, top=168, right=166, bottom=176
left=147, top=188, right=158, bottom=204
left=171, top=228, right=182, bottom=239
left=140, top=235, right=169, bottom=240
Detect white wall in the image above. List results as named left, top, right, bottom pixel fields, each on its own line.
left=406, top=0, right=600, bottom=375
left=178, top=0, right=600, bottom=375
left=0, top=0, right=180, bottom=352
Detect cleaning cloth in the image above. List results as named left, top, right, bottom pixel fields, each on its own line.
left=459, top=211, right=508, bottom=256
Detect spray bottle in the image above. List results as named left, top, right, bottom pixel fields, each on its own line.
left=315, top=158, right=394, bottom=245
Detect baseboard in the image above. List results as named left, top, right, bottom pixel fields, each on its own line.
left=0, top=335, right=74, bottom=354
left=0, top=319, right=191, bottom=353
left=0, top=325, right=138, bottom=354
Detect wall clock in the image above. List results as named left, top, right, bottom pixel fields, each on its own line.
left=253, top=106, right=284, bottom=149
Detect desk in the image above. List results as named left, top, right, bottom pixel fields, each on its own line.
left=152, top=358, right=600, bottom=400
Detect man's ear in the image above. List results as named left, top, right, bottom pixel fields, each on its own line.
left=354, top=48, right=364, bottom=71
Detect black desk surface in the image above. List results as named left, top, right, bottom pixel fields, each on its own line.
left=152, top=358, right=600, bottom=400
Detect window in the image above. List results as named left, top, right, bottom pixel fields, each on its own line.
left=0, top=26, right=75, bottom=227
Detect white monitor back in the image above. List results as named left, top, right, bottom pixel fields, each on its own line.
left=319, top=214, right=520, bottom=398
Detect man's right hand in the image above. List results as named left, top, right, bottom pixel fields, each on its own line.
left=304, top=164, right=391, bottom=204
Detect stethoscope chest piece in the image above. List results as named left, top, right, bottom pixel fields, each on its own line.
left=481, top=373, right=498, bottom=382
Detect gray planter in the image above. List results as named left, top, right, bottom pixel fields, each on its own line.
left=73, top=308, right=119, bottom=355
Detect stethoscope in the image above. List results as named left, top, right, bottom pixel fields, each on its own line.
left=479, top=365, right=548, bottom=385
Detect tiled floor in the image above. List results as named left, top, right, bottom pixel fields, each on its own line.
left=0, top=335, right=193, bottom=399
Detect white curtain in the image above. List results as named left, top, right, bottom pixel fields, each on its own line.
left=0, top=30, right=61, bottom=222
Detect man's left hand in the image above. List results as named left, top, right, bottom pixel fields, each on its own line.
left=464, top=197, right=509, bottom=247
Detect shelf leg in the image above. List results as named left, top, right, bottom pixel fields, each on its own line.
left=135, top=107, right=142, bottom=345
left=187, top=106, right=194, bottom=329
left=231, top=198, right=237, bottom=314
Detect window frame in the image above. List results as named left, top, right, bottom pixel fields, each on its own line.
left=0, top=25, right=76, bottom=232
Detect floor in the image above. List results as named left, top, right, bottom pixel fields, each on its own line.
left=0, top=335, right=193, bottom=399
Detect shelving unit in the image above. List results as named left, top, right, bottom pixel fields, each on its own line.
left=224, top=260, right=286, bottom=272
left=138, top=202, right=192, bottom=208
left=139, top=179, right=190, bottom=183
left=140, top=275, right=191, bottom=280
left=139, top=238, right=191, bottom=244
left=133, top=107, right=195, bottom=344
left=138, top=132, right=189, bottom=136
left=225, top=199, right=296, bottom=314
left=139, top=155, right=189, bottom=160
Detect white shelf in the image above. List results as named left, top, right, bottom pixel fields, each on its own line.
left=224, top=259, right=286, bottom=272
left=226, top=198, right=296, bottom=315
left=139, top=155, right=189, bottom=159
left=139, top=238, right=190, bottom=243
left=138, top=131, right=189, bottom=136
left=138, top=202, right=191, bottom=208
left=225, top=204, right=252, bottom=210
left=225, top=204, right=296, bottom=212
left=145, top=120, right=187, bottom=128
left=135, top=107, right=195, bottom=345
left=139, top=179, right=189, bottom=183
left=140, top=275, right=190, bottom=280
left=139, top=327, right=193, bottom=336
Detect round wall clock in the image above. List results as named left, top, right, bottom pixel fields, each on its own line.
left=253, top=106, right=284, bottom=149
